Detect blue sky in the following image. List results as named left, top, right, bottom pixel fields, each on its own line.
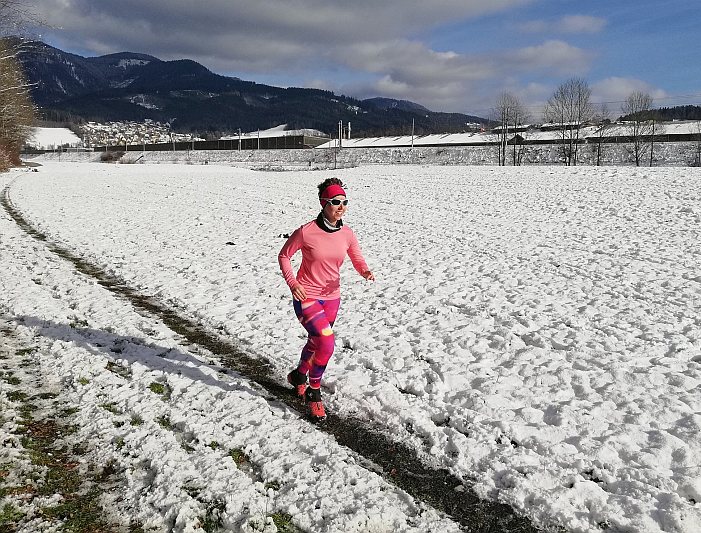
left=28, top=0, right=701, bottom=119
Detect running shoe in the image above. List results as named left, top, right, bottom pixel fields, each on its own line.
left=287, top=368, right=308, bottom=399
left=305, top=386, right=326, bottom=421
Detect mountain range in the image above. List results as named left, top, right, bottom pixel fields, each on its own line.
left=16, top=40, right=487, bottom=137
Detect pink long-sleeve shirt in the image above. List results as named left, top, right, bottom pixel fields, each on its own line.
left=278, top=219, right=369, bottom=300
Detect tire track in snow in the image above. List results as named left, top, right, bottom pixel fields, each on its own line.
left=2, top=182, right=540, bottom=533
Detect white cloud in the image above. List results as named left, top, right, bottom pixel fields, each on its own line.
left=592, top=77, right=668, bottom=109
left=509, top=40, right=595, bottom=75
left=326, top=36, right=590, bottom=112
left=32, top=0, right=530, bottom=57
left=520, top=14, right=607, bottom=34
left=560, top=15, right=607, bottom=34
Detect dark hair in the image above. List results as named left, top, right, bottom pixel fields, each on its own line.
left=317, top=178, right=345, bottom=198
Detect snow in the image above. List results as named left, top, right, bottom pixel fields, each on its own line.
left=316, top=121, right=701, bottom=149
left=221, top=125, right=328, bottom=140
left=2, top=162, right=701, bottom=532
left=316, top=131, right=493, bottom=149
left=605, top=121, right=701, bottom=137
left=118, top=58, right=150, bottom=68
left=26, top=127, right=81, bottom=149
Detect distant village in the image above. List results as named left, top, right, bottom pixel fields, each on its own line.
left=79, top=120, right=202, bottom=148
left=25, top=118, right=701, bottom=157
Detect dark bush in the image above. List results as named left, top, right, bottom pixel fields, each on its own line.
left=100, top=150, right=125, bottom=162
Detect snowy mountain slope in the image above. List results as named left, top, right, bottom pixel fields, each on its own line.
left=17, top=40, right=486, bottom=134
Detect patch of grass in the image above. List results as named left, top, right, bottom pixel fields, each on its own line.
left=7, top=390, right=27, bottom=402
left=199, top=499, right=226, bottom=533
left=207, top=441, right=219, bottom=450
left=270, top=512, right=300, bottom=533
left=0, top=484, right=35, bottom=498
left=148, top=382, right=172, bottom=399
left=100, top=402, right=121, bottom=415
left=106, top=361, right=131, bottom=379
left=77, top=377, right=90, bottom=385
left=228, top=448, right=249, bottom=466
left=41, top=489, right=113, bottom=532
left=130, top=414, right=144, bottom=426
left=0, top=311, right=141, bottom=532
left=0, top=503, right=24, bottom=525
left=41, top=459, right=82, bottom=496
left=264, top=480, right=281, bottom=491
left=156, top=415, right=172, bottom=430
left=34, top=392, right=58, bottom=400
left=115, top=437, right=125, bottom=450
left=148, top=382, right=165, bottom=394
left=72, top=443, right=89, bottom=457
left=18, top=402, right=37, bottom=420
left=68, top=317, right=89, bottom=329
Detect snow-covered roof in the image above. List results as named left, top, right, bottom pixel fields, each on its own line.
left=603, top=120, right=701, bottom=137
left=315, top=131, right=493, bottom=149
left=220, top=124, right=328, bottom=140
left=26, top=127, right=82, bottom=149
left=315, top=121, right=700, bottom=149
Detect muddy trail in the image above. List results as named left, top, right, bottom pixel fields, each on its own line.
left=2, top=183, right=542, bottom=533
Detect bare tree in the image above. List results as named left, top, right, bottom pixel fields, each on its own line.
left=543, top=78, right=594, bottom=166
left=590, top=103, right=611, bottom=166
left=490, top=92, right=528, bottom=166
left=620, top=91, right=655, bottom=167
left=694, top=120, right=701, bottom=167
left=647, top=109, right=665, bottom=167
left=0, top=1, right=38, bottom=170
left=0, top=38, right=35, bottom=169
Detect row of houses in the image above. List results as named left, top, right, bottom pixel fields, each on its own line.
left=26, top=120, right=701, bottom=153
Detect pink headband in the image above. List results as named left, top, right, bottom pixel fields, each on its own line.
left=320, top=184, right=346, bottom=206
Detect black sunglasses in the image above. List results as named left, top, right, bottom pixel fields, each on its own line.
left=322, top=198, right=349, bottom=206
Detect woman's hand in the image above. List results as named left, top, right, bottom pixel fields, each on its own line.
left=362, top=270, right=375, bottom=281
left=291, top=284, right=307, bottom=301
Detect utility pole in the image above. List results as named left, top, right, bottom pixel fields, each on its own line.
left=411, top=118, right=415, bottom=149
left=238, top=128, right=242, bottom=151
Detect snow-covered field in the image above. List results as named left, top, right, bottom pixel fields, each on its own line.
left=2, top=162, right=701, bottom=532
left=25, top=127, right=82, bottom=149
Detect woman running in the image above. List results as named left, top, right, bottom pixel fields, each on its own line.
left=278, top=178, right=374, bottom=421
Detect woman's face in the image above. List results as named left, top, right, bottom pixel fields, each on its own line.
left=323, top=195, right=348, bottom=224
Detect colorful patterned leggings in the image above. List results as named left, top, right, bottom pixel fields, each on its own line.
left=293, top=298, right=341, bottom=390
